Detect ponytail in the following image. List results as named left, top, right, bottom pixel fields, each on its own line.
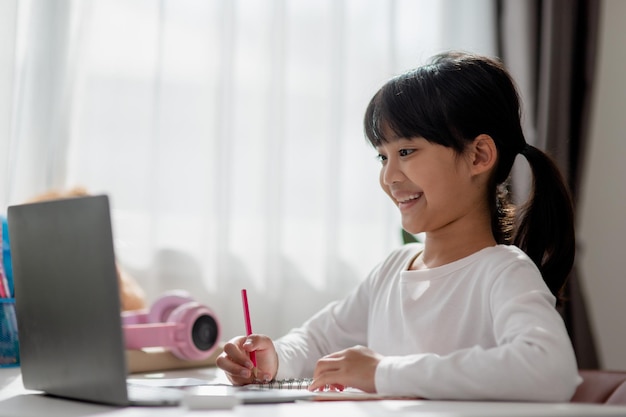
left=513, top=144, right=575, bottom=301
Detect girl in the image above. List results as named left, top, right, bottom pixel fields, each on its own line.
left=216, top=51, right=581, bottom=401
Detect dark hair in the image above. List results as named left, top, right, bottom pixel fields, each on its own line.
left=364, top=51, right=575, bottom=301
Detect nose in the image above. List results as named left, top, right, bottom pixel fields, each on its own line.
left=380, top=156, right=404, bottom=185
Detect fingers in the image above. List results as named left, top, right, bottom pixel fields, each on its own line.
left=246, top=335, right=278, bottom=382
left=308, top=379, right=345, bottom=392
left=216, top=337, right=255, bottom=385
left=308, top=346, right=380, bottom=393
left=308, top=376, right=346, bottom=392
left=308, top=354, right=343, bottom=392
left=216, top=335, right=278, bottom=385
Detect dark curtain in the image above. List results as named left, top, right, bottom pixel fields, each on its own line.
left=496, top=0, right=602, bottom=369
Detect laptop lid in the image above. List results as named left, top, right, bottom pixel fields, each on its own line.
left=8, top=195, right=133, bottom=406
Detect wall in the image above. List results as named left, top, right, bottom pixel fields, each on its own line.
left=578, top=0, right=626, bottom=370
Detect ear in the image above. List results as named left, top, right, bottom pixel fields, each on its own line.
left=468, top=134, right=497, bottom=176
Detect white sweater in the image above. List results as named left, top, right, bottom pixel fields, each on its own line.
left=274, top=243, right=581, bottom=401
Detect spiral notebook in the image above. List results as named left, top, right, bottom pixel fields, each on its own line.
left=251, top=378, right=314, bottom=390
left=131, top=376, right=419, bottom=403
left=246, top=378, right=419, bottom=401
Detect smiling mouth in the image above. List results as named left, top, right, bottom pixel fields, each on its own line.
left=397, top=193, right=422, bottom=204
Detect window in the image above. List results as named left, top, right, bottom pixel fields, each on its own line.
left=2, top=0, right=496, bottom=338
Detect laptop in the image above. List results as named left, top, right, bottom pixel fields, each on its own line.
left=8, top=195, right=182, bottom=406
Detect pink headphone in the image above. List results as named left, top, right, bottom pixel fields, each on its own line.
left=121, top=291, right=220, bottom=361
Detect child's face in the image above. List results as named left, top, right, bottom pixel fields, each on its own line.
left=376, top=134, right=484, bottom=236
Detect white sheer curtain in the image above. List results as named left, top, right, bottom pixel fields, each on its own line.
left=0, top=0, right=496, bottom=340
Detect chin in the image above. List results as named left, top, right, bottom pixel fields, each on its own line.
left=402, top=224, right=423, bottom=235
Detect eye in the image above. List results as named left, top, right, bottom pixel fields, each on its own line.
left=376, top=153, right=388, bottom=164
left=399, top=149, right=415, bottom=157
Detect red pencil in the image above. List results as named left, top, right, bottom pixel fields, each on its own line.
left=241, top=289, right=257, bottom=378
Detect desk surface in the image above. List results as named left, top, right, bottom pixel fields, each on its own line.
left=2, top=367, right=626, bottom=417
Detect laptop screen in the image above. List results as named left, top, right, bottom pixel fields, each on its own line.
left=8, top=195, right=131, bottom=405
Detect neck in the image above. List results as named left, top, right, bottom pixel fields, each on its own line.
left=410, top=216, right=496, bottom=270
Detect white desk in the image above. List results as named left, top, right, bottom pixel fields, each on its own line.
left=3, top=366, right=626, bottom=417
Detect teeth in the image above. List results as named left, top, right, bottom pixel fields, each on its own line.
left=398, top=194, right=421, bottom=203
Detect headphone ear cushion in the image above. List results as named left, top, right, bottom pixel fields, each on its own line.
left=147, top=290, right=195, bottom=323
left=167, top=302, right=220, bottom=361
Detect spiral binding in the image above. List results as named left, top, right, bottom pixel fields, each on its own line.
left=253, top=378, right=313, bottom=390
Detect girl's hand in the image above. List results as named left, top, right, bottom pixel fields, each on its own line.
left=308, top=345, right=383, bottom=393
left=216, top=334, right=278, bottom=385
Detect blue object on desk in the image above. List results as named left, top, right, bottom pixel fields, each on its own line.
left=1, top=216, right=13, bottom=297
left=0, top=298, right=19, bottom=367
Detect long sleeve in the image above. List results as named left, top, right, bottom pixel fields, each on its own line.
left=274, top=244, right=581, bottom=401
left=374, top=272, right=580, bottom=400
left=273, top=267, right=375, bottom=379
left=372, top=245, right=580, bottom=401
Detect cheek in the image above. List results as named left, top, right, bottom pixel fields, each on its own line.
left=379, top=171, right=390, bottom=196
